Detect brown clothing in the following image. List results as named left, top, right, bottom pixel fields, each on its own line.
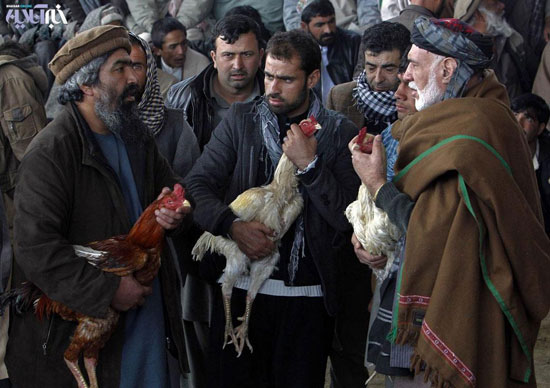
left=326, top=81, right=365, bottom=129
left=391, top=71, right=550, bottom=388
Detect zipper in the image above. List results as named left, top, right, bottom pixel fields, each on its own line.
left=42, top=315, right=54, bottom=355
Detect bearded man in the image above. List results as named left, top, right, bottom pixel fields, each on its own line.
left=454, top=0, right=535, bottom=98
left=6, top=25, right=192, bottom=388
left=351, top=17, right=550, bottom=387
left=185, top=29, right=359, bottom=387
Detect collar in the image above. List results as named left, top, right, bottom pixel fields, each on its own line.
left=209, top=72, right=261, bottom=107
left=534, top=139, right=540, bottom=170
left=161, top=58, right=182, bottom=80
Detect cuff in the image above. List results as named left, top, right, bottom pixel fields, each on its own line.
left=374, top=182, right=401, bottom=211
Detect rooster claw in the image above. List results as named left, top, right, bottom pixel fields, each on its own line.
left=233, top=320, right=253, bottom=357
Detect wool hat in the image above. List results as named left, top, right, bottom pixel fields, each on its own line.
left=453, top=0, right=483, bottom=21
left=49, top=25, right=130, bottom=85
left=100, top=5, right=124, bottom=25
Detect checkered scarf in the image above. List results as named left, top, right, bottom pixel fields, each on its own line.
left=412, top=17, right=493, bottom=100
left=131, top=33, right=165, bottom=135
left=353, top=70, right=397, bottom=126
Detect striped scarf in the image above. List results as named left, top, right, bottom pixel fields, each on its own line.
left=131, top=33, right=165, bottom=135
left=352, top=70, right=397, bottom=126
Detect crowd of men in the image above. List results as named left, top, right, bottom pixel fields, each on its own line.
left=1, top=0, right=550, bottom=387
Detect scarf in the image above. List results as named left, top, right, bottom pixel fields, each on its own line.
left=412, top=17, right=493, bottom=100
left=255, top=93, right=324, bottom=283
left=353, top=70, right=397, bottom=126
left=131, top=33, right=166, bottom=136
left=388, top=74, right=550, bottom=387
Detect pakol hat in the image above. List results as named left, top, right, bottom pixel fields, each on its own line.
left=49, top=25, right=130, bottom=85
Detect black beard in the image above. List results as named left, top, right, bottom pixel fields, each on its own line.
left=94, top=85, right=151, bottom=146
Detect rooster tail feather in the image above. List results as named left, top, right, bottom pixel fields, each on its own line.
left=73, top=244, right=109, bottom=267
left=0, top=282, right=42, bottom=316
left=192, top=232, right=217, bottom=261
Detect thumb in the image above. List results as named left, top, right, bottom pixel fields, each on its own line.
left=371, top=135, right=383, bottom=156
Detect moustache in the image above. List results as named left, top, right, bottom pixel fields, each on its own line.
left=230, top=70, right=247, bottom=76
left=266, top=93, right=284, bottom=101
left=320, top=33, right=335, bottom=40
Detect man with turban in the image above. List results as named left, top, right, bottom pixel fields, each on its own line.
left=350, top=17, right=550, bottom=387
left=5, top=25, right=192, bottom=388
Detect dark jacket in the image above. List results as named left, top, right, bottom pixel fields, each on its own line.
left=184, top=98, right=360, bottom=316
left=6, top=102, right=190, bottom=387
left=536, top=132, right=550, bottom=236
left=314, top=27, right=361, bottom=98
left=165, top=63, right=265, bottom=150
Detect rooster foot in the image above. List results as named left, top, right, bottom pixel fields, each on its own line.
left=223, top=319, right=238, bottom=350
left=64, top=357, right=89, bottom=388
left=233, top=316, right=253, bottom=357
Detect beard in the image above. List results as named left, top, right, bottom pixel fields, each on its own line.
left=266, top=82, right=309, bottom=116
left=479, top=5, right=513, bottom=38
left=316, top=32, right=335, bottom=46
left=94, top=83, right=150, bottom=146
left=409, top=72, right=444, bottom=111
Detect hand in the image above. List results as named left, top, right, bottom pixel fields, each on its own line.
left=111, top=275, right=153, bottom=311
left=282, top=123, right=317, bottom=170
left=155, top=187, right=192, bottom=230
left=229, top=220, right=276, bottom=260
left=348, top=135, right=386, bottom=196
left=351, top=233, right=387, bottom=270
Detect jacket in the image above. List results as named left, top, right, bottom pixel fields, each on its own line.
left=184, top=98, right=360, bottom=316
left=0, top=54, right=48, bottom=226
left=536, top=132, right=550, bottom=236
left=166, top=63, right=265, bottom=150
left=314, top=27, right=361, bottom=99
left=326, top=80, right=364, bottom=129
left=6, top=102, right=190, bottom=388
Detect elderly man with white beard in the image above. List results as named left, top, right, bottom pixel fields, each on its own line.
left=350, top=17, right=550, bottom=387
left=454, top=0, right=535, bottom=99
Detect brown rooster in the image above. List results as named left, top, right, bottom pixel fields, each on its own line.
left=192, top=117, right=320, bottom=356
left=0, top=184, right=189, bottom=388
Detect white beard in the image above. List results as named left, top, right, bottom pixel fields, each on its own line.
left=409, top=71, right=444, bottom=111
left=479, top=5, right=513, bottom=38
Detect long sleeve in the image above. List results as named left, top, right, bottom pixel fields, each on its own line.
left=283, top=0, right=301, bottom=31
left=374, top=182, right=414, bottom=233
left=176, top=0, right=213, bottom=29
left=357, top=0, right=382, bottom=29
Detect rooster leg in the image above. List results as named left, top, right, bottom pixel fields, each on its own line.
left=234, top=252, right=279, bottom=357
left=84, top=357, right=98, bottom=388
left=64, top=358, right=89, bottom=388
left=221, top=290, right=237, bottom=349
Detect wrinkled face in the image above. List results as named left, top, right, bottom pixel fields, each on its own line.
left=404, top=45, right=445, bottom=111
left=159, top=29, right=188, bottom=68
left=302, top=14, right=337, bottom=46
left=159, top=184, right=186, bottom=210
left=130, top=44, right=147, bottom=102
left=364, top=49, right=401, bottom=92
left=394, top=73, right=417, bottom=119
left=514, top=109, right=545, bottom=144
left=264, top=54, right=315, bottom=117
left=210, top=31, right=263, bottom=92
left=93, top=48, right=139, bottom=112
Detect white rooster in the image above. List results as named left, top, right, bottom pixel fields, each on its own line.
left=192, top=117, right=321, bottom=356
left=345, top=129, right=402, bottom=281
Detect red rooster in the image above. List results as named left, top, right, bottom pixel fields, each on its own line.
left=0, top=184, right=189, bottom=388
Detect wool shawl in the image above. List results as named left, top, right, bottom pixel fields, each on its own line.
left=390, top=71, right=550, bottom=388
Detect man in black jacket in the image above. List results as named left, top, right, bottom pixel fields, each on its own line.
left=166, top=15, right=264, bottom=150
left=511, top=93, right=550, bottom=235
left=299, top=0, right=361, bottom=104
left=185, top=30, right=359, bottom=387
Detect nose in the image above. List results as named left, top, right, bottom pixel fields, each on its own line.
left=126, top=66, right=138, bottom=84
left=322, top=24, right=331, bottom=35
left=373, top=68, right=385, bottom=86
left=175, top=44, right=184, bottom=56
left=515, top=112, right=526, bottom=127
left=403, top=63, right=414, bottom=83
left=395, top=82, right=406, bottom=101
left=268, top=78, right=281, bottom=95
left=233, top=54, right=244, bottom=69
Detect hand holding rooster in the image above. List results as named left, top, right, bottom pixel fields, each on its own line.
left=283, top=123, right=318, bottom=170
left=348, top=134, right=386, bottom=197
left=154, top=186, right=193, bottom=230
left=229, top=221, right=276, bottom=261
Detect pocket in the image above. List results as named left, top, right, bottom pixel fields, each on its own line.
left=3, top=104, right=39, bottom=143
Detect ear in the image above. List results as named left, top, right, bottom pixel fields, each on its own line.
left=537, top=122, right=547, bottom=137
left=306, top=69, right=320, bottom=89
left=259, top=47, right=265, bottom=61
left=210, top=50, right=217, bottom=68
left=152, top=46, right=161, bottom=57
left=300, top=21, right=308, bottom=31
left=441, top=57, right=458, bottom=85
left=80, top=84, right=94, bottom=97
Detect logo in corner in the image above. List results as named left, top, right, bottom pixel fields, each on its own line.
left=5, top=4, right=68, bottom=30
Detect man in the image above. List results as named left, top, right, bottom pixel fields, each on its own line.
left=388, top=0, right=448, bottom=31
left=455, top=0, right=534, bottom=98
left=166, top=14, right=265, bottom=150
left=0, top=39, right=48, bottom=388
left=151, top=17, right=210, bottom=83
left=5, top=25, right=192, bottom=388
left=185, top=29, right=359, bottom=387
left=511, top=93, right=550, bottom=235
left=300, top=0, right=361, bottom=104
left=352, top=17, right=550, bottom=387
left=326, top=22, right=410, bottom=134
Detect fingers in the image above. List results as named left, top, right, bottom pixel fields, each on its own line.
left=155, top=207, right=185, bottom=230
left=351, top=233, right=362, bottom=249
left=348, top=135, right=359, bottom=153
left=156, top=186, right=172, bottom=200
left=371, top=135, right=383, bottom=157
